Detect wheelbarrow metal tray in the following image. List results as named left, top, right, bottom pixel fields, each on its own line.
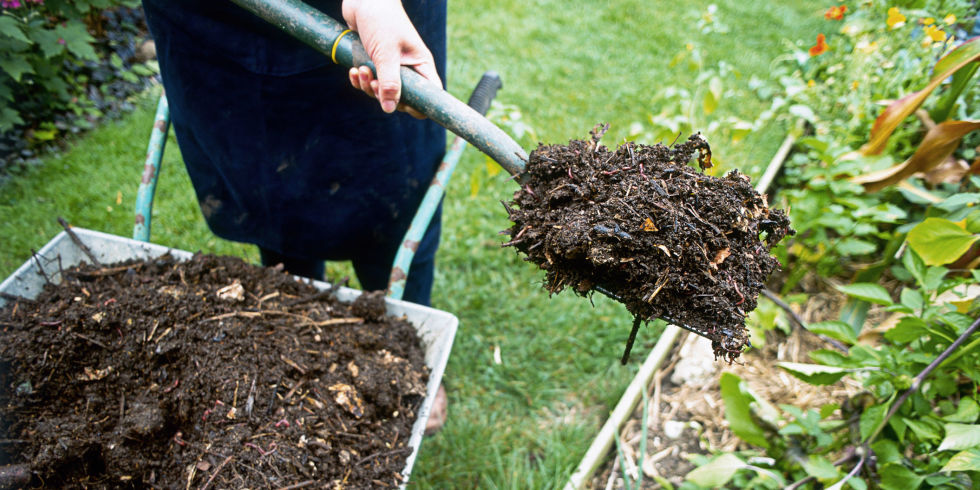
left=0, top=227, right=457, bottom=487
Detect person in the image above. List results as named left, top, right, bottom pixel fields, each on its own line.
left=141, top=0, right=448, bottom=433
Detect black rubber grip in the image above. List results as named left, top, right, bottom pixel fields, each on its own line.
left=466, top=71, right=503, bottom=116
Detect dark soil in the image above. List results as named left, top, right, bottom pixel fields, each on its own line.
left=0, top=254, right=429, bottom=488
left=503, top=125, right=793, bottom=362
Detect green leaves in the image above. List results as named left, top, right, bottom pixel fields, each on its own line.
left=907, top=218, right=980, bottom=266
left=941, top=448, right=980, bottom=472
left=835, top=283, right=893, bottom=305
left=719, top=372, right=769, bottom=448
left=778, top=362, right=848, bottom=385
left=685, top=453, right=745, bottom=487
left=937, top=423, right=980, bottom=452
left=860, top=403, right=889, bottom=442
left=0, top=16, right=31, bottom=45
left=806, top=320, right=858, bottom=345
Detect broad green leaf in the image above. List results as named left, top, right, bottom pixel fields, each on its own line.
left=860, top=403, right=888, bottom=442
left=941, top=448, right=980, bottom=472
left=879, top=462, right=925, bottom=490
left=846, top=477, right=867, bottom=490
left=857, top=37, right=980, bottom=156
left=0, top=17, right=30, bottom=44
left=806, top=321, right=857, bottom=345
left=809, top=348, right=854, bottom=367
left=943, top=398, right=980, bottom=424
left=905, top=418, right=942, bottom=442
left=836, top=237, right=878, bottom=256
left=939, top=312, right=976, bottom=334
left=936, top=193, right=980, bottom=213
left=0, top=55, right=33, bottom=82
left=884, top=316, right=929, bottom=343
left=684, top=453, right=745, bottom=487
left=835, top=283, right=893, bottom=305
left=923, top=265, right=948, bottom=291
left=938, top=423, right=980, bottom=451
left=902, top=249, right=927, bottom=288
left=899, top=288, right=924, bottom=312
left=802, top=455, right=839, bottom=480
left=932, top=61, right=980, bottom=122
left=719, top=372, right=769, bottom=448
left=871, top=439, right=903, bottom=465
left=907, top=218, right=980, bottom=266
left=854, top=120, right=980, bottom=191
left=28, top=28, right=66, bottom=59
left=778, top=362, right=848, bottom=385
left=55, top=21, right=97, bottom=61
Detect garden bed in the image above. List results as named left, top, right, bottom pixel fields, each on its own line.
left=588, top=288, right=861, bottom=488
left=0, top=229, right=456, bottom=488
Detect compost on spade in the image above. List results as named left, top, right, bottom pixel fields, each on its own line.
left=502, top=125, right=794, bottom=362
left=0, top=253, right=429, bottom=488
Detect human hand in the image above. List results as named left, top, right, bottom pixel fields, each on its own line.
left=342, top=0, right=442, bottom=118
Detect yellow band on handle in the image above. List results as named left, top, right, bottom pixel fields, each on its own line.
left=331, top=29, right=352, bottom=64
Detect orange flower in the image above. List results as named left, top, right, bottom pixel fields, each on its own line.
left=809, top=33, right=829, bottom=56
left=824, top=5, right=847, bottom=21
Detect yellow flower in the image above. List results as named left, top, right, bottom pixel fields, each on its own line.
left=922, top=17, right=935, bottom=25
left=852, top=80, right=859, bottom=90
left=944, top=14, right=956, bottom=25
left=887, top=7, right=906, bottom=29
left=807, top=79, right=816, bottom=88
left=924, top=24, right=947, bottom=42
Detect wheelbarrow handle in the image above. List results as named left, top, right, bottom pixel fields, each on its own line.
left=229, top=0, right=528, bottom=177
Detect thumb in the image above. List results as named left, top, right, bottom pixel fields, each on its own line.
left=371, top=44, right=402, bottom=114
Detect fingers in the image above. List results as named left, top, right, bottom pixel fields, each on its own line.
left=347, top=66, right=424, bottom=119
left=370, top=47, right=402, bottom=114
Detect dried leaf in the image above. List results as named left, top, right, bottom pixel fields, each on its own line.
left=216, top=280, right=245, bottom=302
left=711, top=248, right=731, bottom=267
left=328, top=383, right=364, bottom=418
left=852, top=120, right=980, bottom=191
left=859, top=37, right=980, bottom=156
left=79, top=366, right=113, bottom=381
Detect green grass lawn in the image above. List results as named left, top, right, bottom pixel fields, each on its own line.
left=0, top=1, right=825, bottom=487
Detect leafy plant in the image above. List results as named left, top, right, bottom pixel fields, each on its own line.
left=700, top=247, right=979, bottom=489
left=0, top=0, right=148, bottom=141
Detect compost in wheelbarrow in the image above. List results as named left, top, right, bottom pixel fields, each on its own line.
left=0, top=230, right=456, bottom=488
left=502, top=125, right=794, bottom=362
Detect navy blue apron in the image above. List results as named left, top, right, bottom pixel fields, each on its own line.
left=142, top=0, right=447, bottom=305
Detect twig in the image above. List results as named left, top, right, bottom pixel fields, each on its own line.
left=58, top=217, right=103, bottom=268
left=760, top=288, right=848, bottom=352
left=276, top=481, right=315, bottom=490
left=355, top=447, right=411, bottom=466
left=199, top=455, right=233, bottom=490
left=621, top=317, right=643, bottom=365
left=72, top=332, right=108, bottom=349
left=786, top=316, right=980, bottom=490
left=869, top=315, right=980, bottom=443
left=31, top=249, right=52, bottom=285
